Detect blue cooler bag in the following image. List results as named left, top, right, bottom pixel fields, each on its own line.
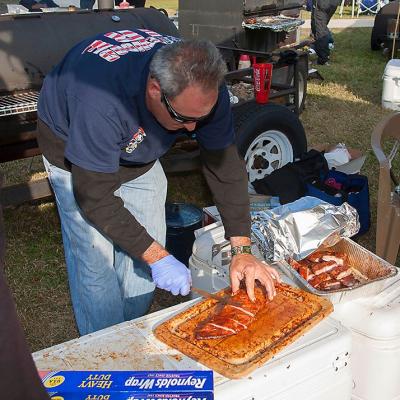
left=306, top=170, right=370, bottom=235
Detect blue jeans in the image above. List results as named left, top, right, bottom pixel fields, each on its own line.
left=43, top=157, right=167, bottom=335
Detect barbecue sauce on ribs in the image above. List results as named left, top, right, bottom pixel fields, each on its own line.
left=288, top=250, right=360, bottom=291
left=194, top=286, right=267, bottom=340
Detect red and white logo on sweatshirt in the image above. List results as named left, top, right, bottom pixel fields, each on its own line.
left=82, top=29, right=179, bottom=62
left=125, top=127, right=146, bottom=154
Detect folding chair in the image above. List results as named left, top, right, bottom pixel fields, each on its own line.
left=371, top=112, right=400, bottom=265
left=357, top=0, right=387, bottom=17
left=339, top=0, right=357, bottom=18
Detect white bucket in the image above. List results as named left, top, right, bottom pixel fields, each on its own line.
left=382, top=59, right=400, bottom=111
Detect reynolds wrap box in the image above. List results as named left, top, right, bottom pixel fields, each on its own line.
left=47, top=392, right=213, bottom=400
left=41, top=371, right=213, bottom=398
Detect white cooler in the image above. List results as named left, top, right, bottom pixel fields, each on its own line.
left=333, top=275, right=400, bottom=400
left=33, top=301, right=352, bottom=400
left=189, top=222, right=400, bottom=400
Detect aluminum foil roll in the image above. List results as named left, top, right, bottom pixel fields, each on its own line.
left=251, top=197, right=360, bottom=262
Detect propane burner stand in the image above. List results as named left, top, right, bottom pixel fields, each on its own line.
left=179, top=0, right=304, bottom=53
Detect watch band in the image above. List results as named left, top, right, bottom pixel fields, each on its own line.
left=231, top=245, right=252, bottom=256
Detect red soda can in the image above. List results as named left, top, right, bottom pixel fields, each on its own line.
left=253, top=63, right=273, bottom=104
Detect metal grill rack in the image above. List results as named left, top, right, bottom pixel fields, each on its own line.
left=0, top=91, right=39, bottom=117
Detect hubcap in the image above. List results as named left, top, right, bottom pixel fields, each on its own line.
left=244, top=130, right=294, bottom=193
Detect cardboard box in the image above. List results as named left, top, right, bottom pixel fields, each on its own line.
left=40, top=371, right=213, bottom=396
left=311, top=143, right=366, bottom=175
left=47, top=392, right=214, bottom=400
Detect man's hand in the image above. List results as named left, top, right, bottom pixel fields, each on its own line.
left=230, top=253, right=281, bottom=302
left=149, top=255, right=192, bottom=296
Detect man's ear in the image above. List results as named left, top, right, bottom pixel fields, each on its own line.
left=147, top=77, right=162, bottom=101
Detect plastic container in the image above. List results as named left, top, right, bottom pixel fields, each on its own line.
left=189, top=222, right=274, bottom=296
left=165, top=203, right=202, bottom=265
left=333, top=275, right=400, bottom=400
left=33, top=300, right=353, bottom=400
left=382, top=59, right=400, bottom=111
left=238, top=54, right=251, bottom=70
left=277, top=238, right=398, bottom=304
left=190, top=222, right=231, bottom=295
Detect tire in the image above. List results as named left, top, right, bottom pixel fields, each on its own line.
left=233, top=102, right=307, bottom=193
left=271, top=54, right=308, bottom=113
left=289, top=59, right=308, bottom=112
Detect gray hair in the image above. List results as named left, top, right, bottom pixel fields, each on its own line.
left=149, top=39, right=227, bottom=98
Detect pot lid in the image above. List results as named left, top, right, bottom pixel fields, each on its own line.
left=165, top=203, right=203, bottom=228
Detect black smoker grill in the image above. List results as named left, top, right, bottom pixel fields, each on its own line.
left=0, top=8, right=179, bottom=205
left=0, top=7, right=178, bottom=164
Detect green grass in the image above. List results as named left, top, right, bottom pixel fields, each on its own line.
left=2, top=27, right=400, bottom=353
left=300, top=27, right=399, bottom=257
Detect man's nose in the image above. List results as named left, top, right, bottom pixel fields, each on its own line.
left=183, top=122, right=197, bottom=132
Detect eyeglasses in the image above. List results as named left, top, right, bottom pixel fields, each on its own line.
left=161, top=91, right=216, bottom=124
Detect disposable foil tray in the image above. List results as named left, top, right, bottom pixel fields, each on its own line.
left=276, top=238, right=398, bottom=304
left=243, top=15, right=304, bottom=32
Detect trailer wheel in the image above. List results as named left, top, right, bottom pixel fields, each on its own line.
left=289, top=59, right=308, bottom=112
left=233, top=102, right=307, bottom=193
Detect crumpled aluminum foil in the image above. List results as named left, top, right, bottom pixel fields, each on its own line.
left=242, top=15, right=305, bottom=32
left=251, top=197, right=360, bottom=262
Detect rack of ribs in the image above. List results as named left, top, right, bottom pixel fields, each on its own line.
left=287, top=250, right=360, bottom=291
left=194, top=286, right=266, bottom=340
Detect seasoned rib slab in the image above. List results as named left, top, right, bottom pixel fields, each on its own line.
left=195, top=287, right=266, bottom=340
left=287, top=250, right=360, bottom=291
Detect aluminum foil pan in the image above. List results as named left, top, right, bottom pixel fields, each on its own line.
left=243, top=15, right=304, bottom=32
left=276, top=238, right=398, bottom=304
left=251, top=197, right=360, bottom=262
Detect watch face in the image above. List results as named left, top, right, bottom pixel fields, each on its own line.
left=231, top=245, right=252, bottom=256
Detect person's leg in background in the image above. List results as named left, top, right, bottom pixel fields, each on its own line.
left=43, top=157, right=125, bottom=336
left=314, top=0, right=340, bottom=64
left=114, top=160, right=167, bottom=320
left=328, top=29, right=335, bottom=49
left=311, top=0, right=317, bottom=39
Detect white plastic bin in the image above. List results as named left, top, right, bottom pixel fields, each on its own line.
left=333, top=275, right=400, bottom=400
left=382, top=59, right=400, bottom=111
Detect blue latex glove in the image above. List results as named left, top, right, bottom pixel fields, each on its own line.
left=150, top=255, right=192, bottom=296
